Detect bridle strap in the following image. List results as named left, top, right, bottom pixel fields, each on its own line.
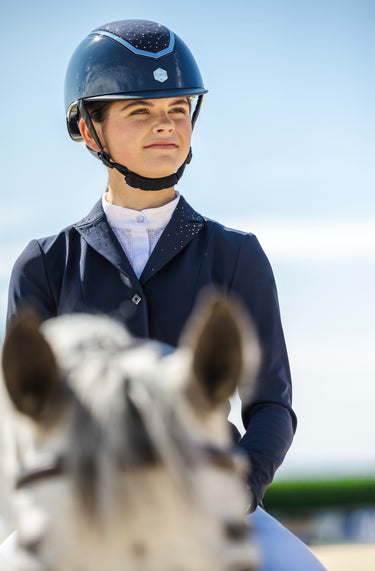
left=14, top=444, right=245, bottom=490
left=200, top=445, right=249, bottom=475
left=15, top=455, right=66, bottom=490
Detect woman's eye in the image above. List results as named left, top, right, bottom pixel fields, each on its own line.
left=130, top=108, right=150, bottom=115
left=171, top=107, right=188, bottom=115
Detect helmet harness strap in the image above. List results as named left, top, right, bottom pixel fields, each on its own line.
left=78, top=96, right=203, bottom=192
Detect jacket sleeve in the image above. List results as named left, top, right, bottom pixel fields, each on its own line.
left=230, top=234, right=297, bottom=507
left=6, top=239, right=58, bottom=326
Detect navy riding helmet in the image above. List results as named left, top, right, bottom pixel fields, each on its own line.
left=64, top=20, right=207, bottom=191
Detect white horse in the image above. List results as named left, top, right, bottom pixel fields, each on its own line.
left=1, top=295, right=260, bottom=571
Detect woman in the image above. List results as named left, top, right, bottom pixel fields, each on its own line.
left=5, top=19, right=324, bottom=570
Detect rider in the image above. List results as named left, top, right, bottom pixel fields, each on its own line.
left=5, top=19, right=325, bottom=570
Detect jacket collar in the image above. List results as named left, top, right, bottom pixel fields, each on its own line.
left=74, top=196, right=205, bottom=283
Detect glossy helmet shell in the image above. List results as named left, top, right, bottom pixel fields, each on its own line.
left=65, top=19, right=207, bottom=141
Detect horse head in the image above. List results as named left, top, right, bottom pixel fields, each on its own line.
left=1, top=294, right=260, bottom=570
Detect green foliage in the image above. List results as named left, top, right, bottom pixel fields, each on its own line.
left=263, top=477, right=375, bottom=514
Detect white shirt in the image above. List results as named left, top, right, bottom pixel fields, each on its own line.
left=102, top=192, right=180, bottom=278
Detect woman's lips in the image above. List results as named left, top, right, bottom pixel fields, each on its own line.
left=144, top=142, right=178, bottom=150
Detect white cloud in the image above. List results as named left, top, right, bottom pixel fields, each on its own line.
left=221, top=217, right=375, bottom=262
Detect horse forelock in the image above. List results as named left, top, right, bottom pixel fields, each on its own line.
left=43, top=316, right=197, bottom=517
left=69, top=372, right=199, bottom=518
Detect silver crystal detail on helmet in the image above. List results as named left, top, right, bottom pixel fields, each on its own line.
left=153, top=68, right=168, bottom=83
left=90, top=29, right=175, bottom=59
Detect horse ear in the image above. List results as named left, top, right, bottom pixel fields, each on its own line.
left=181, top=293, right=260, bottom=413
left=1, top=309, right=60, bottom=420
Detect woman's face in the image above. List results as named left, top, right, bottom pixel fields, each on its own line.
left=94, top=97, right=192, bottom=179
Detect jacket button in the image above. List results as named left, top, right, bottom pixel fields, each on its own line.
left=131, top=294, right=142, bottom=305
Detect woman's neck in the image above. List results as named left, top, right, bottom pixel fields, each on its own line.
left=105, top=173, right=177, bottom=210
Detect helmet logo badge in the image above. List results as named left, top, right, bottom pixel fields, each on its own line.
left=153, top=68, right=168, bottom=83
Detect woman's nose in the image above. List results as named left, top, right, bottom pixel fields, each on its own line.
left=152, top=112, right=174, bottom=132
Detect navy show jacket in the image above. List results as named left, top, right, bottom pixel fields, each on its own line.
left=7, top=195, right=297, bottom=506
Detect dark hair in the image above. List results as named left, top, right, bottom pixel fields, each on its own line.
left=84, top=100, right=113, bottom=124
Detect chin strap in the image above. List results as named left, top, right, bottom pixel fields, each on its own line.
left=93, top=147, right=192, bottom=191
left=79, top=98, right=201, bottom=191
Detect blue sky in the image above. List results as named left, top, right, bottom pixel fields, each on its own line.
left=1, top=0, right=374, bottom=478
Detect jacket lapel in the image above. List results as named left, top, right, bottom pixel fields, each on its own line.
left=140, top=196, right=205, bottom=284
left=73, top=197, right=205, bottom=285
left=74, top=199, right=138, bottom=282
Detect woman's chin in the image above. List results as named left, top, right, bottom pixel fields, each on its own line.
left=138, top=166, right=180, bottom=180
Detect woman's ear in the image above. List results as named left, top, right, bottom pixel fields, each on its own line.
left=78, top=118, right=101, bottom=152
